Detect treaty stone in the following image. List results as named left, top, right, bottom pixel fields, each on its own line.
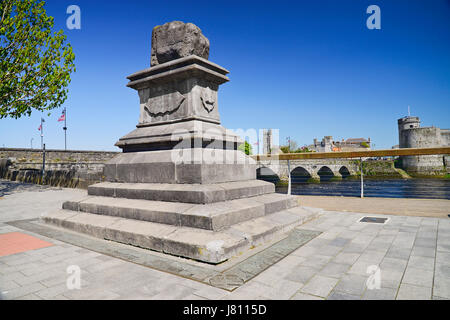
left=42, top=21, right=318, bottom=265
left=150, top=21, right=210, bottom=66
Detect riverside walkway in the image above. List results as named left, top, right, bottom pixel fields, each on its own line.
left=0, top=180, right=449, bottom=300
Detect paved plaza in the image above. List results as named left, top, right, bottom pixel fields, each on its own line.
left=0, top=180, right=449, bottom=300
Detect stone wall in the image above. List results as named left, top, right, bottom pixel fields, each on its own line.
left=0, top=148, right=119, bottom=189
left=398, top=127, right=449, bottom=175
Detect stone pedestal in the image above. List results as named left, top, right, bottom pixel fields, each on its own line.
left=42, top=22, right=318, bottom=264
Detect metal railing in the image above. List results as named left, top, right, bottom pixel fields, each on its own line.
left=252, top=147, right=450, bottom=198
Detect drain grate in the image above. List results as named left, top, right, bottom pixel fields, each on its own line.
left=359, top=216, right=388, bottom=224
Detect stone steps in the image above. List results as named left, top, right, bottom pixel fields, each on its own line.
left=42, top=206, right=321, bottom=264
left=62, top=193, right=298, bottom=231
left=87, top=180, right=275, bottom=204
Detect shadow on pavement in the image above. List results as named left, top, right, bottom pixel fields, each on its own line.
left=0, top=180, right=51, bottom=197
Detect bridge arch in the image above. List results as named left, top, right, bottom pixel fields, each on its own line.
left=339, top=166, right=351, bottom=179
left=256, top=167, right=280, bottom=185
left=291, top=166, right=312, bottom=183
left=317, top=166, right=334, bottom=182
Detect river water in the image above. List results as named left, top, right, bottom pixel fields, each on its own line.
left=275, top=179, right=450, bottom=200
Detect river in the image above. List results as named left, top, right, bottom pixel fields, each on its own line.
left=275, top=179, right=450, bottom=200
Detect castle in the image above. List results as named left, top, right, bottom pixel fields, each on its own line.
left=397, top=116, right=450, bottom=175
left=309, top=136, right=371, bottom=152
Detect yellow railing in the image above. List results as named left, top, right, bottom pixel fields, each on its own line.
left=251, top=147, right=450, bottom=161
left=251, top=147, right=450, bottom=198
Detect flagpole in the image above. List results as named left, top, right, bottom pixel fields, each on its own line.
left=63, top=107, right=67, bottom=151
left=40, top=118, right=44, bottom=149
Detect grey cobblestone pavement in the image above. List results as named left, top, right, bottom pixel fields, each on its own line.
left=1, top=180, right=449, bottom=300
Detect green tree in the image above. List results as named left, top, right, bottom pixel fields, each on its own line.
left=0, top=0, right=75, bottom=119
left=238, top=141, right=252, bottom=155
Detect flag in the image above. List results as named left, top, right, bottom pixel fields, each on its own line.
left=38, top=118, right=45, bottom=131
left=253, top=142, right=259, bottom=145
left=58, top=109, right=65, bottom=122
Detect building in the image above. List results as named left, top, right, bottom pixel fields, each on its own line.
left=397, top=115, right=450, bottom=174
left=308, top=136, right=371, bottom=152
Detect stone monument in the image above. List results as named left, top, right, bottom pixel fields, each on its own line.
left=43, top=21, right=317, bottom=264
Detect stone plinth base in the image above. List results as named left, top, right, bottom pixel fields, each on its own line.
left=43, top=202, right=319, bottom=264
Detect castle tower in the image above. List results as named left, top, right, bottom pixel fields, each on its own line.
left=397, top=115, right=446, bottom=175
left=398, top=116, right=420, bottom=148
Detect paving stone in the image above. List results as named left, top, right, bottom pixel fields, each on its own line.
left=436, top=251, right=450, bottom=265
left=62, top=287, right=121, bottom=300
left=380, top=257, right=408, bottom=272
left=300, top=275, right=338, bottom=298
left=332, top=252, right=360, bottom=265
left=1, top=282, right=46, bottom=300
left=435, top=263, right=450, bottom=279
left=380, top=268, right=403, bottom=289
left=410, top=246, right=435, bottom=258
left=0, top=280, right=20, bottom=291
left=0, top=271, right=27, bottom=284
left=362, top=287, right=397, bottom=300
left=3, top=254, right=49, bottom=267
left=291, top=246, right=317, bottom=257
left=402, top=267, right=433, bottom=287
left=300, top=254, right=333, bottom=269
left=284, top=265, right=318, bottom=285
left=19, top=260, right=68, bottom=277
left=433, top=276, right=450, bottom=299
left=15, top=293, right=43, bottom=300
left=149, top=283, right=195, bottom=300
left=333, top=274, right=368, bottom=296
left=36, top=283, right=70, bottom=299
left=407, top=255, right=435, bottom=271
left=366, top=240, right=392, bottom=253
left=84, top=259, right=124, bottom=273
left=414, top=237, right=437, bottom=249
left=396, top=283, right=431, bottom=300
left=192, top=285, right=228, bottom=300
left=225, top=281, right=271, bottom=300
left=315, top=244, right=343, bottom=256
left=290, top=292, right=323, bottom=300
left=319, top=262, right=351, bottom=279
left=348, top=259, right=378, bottom=276
left=327, top=290, right=360, bottom=300
left=342, top=243, right=368, bottom=254
left=437, top=243, right=450, bottom=253
left=358, top=250, right=386, bottom=264
left=328, top=237, right=351, bottom=247
left=385, top=246, right=411, bottom=260
left=351, top=235, right=376, bottom=245
left=181, top=294, right=208, bottom=300
left=432, top=295, right=449, bottom=300
left=258, top=279, right=303, bottom=300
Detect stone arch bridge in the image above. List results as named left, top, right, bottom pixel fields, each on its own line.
left=255, top=158, right=359, bottom=183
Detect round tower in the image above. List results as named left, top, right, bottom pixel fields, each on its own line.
left=398, top=116, right=420, bottom=148
left=397, top=115, right=445, bottom=175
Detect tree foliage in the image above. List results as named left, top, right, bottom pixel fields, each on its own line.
left=280, top=143, right=314, bottom=153
left=238, top=141, right=252, bottom=155
left=0, top=0, right=75, bottom=119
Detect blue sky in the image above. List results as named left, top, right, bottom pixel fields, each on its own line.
left=1, top=0, right=449, bottom=151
